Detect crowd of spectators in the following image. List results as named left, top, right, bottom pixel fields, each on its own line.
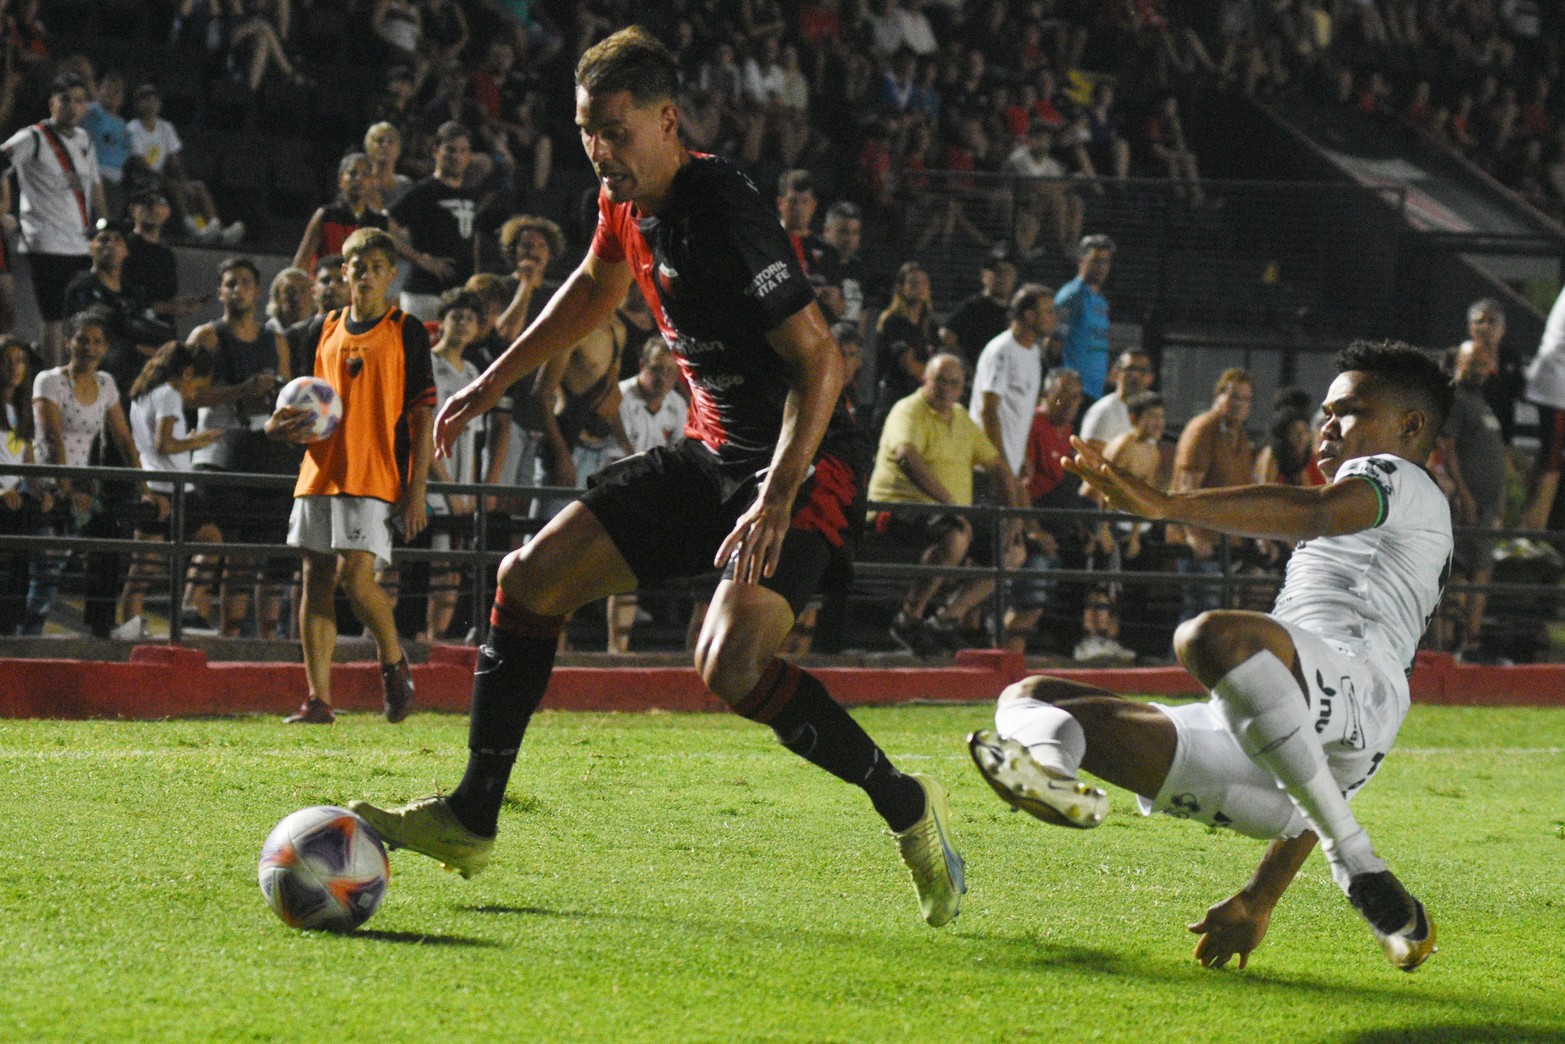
left=0, top=2, right=1559, bottom=662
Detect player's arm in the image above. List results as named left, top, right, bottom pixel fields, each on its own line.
left=1189, top=832, right=1317, bottom=969
left=291, top=208, right=325, bottom=271
left=435, top=251, right=632, bottom=457
left=1067, top=437, right=1383, bottom=542
left=715, top=301, right=842, bottom=584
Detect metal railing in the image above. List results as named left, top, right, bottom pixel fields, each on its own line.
left=0, top=462, right=1558, bottom=658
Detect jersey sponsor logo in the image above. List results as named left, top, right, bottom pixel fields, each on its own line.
left=671, top=334, right=724, bottom=358
left=1314, top=670, right=1364, bottom=748
left=437, top=198, right=477, bottom=239
left=746, top=259, right=792, bottom=299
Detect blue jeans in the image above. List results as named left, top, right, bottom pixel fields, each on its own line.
left=1176, top=554, right=1225, bottom=626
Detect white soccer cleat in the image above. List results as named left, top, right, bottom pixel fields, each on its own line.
left=967, top=729, right=1107, bottom=828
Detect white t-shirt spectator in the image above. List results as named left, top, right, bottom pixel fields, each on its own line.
left=130, top=383, right=194, bottom=493
left=968, top=329, right=1042, bottom=474
left=33, top=367, right=116, bottom=466
left=1, top=122, right=100, bottom=255
left=126, top=117, right=182, bottom=174
left=1004, top=144, right=1065, bottom=179
left=618, top=376, right=688, bottom=455
left=895, top=5, right=939, bottom=55
left=742, top=58, right=787, bottom=106
left=430, top=352, right=481, bottom=514
left=1081, top=392, right=1132, bottom=446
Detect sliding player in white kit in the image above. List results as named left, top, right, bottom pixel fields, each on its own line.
left=968, top=341, right=1452, bottom=971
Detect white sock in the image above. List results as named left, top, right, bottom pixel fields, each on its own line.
left=1211, top=651, right=1386, bottom=891
left=994, top=695, right=1085, bottom=778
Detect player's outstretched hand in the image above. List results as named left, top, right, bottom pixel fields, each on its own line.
left=1188, top=890, right=1273, bottom=970
left=434, top=379, right=501, bottom=459
left=715, top=493, right=792, bottom=585
left=1063, top=435, right=1169, bottom=521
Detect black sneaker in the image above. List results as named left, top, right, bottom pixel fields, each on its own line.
left=889, top=611, right=939, bottom=659
left=284, top=697, right=336, bottom=725
left=922, top=615, right=964, bottom=653
left=1347, top=870, right=1437, bottom=971
left=381, top=659, right=415, bottom=723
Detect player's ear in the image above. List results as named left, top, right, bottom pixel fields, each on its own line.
left=1402, top=406, right=1427, bottom=443
left=660, top=102, right=679, bottom=136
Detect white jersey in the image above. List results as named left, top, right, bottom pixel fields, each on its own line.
left=968, top=329, right=1041, bottom=474
left=2, top=122, right=99, bottom=255
left=1272, top=454, right=1453, bottom=678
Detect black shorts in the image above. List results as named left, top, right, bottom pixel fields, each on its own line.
left=580, top=440, right=860, bottom=614
left=29, top=252, right=91, bottom=322
left=870, top=508, right=968, bottom=551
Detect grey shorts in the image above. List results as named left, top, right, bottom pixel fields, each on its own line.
left=288, top=494, right=395, bottom=566
left=1139, top=620, right=1408, bottom=839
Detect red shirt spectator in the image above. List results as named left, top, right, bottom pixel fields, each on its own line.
left=1025, top=409, right=1073, bottom=502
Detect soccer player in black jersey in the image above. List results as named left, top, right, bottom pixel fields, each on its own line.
left=351, top=26, right=966, bottom=927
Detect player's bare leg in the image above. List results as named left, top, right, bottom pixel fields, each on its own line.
left=351, top=502, right=636, bottom=874
left=338, top=548, right=414, bottom=722
left=701, top=579, right=965, bottom=927
left=1176, top=609, right=1435, bottom=970
left=969, top=675, right=1172, bottom=827
left=288, top=549, right=339, bottom=724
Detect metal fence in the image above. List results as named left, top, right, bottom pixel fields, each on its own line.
left=0, top=463, right=1558, bottom=661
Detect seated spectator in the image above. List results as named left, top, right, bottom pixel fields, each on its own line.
left=1080, top=348, right=1156, bottom=450
left=1142, top=94, right=1209, bottom=207
left=1082, top=80, right=1131, bottom=182
left=1004, top=119, right=1084, bottom=257
left=82, top=70, right=130, bottom=215
left=216, top=0, right=310, bottom=92
left=867, top=353, right=1025, bottom=658
left=116, top=342, right=225, bottom=641
left=124, top=84, right=244, bottom=245
left=1103, top=389, right=1167, bottom=562
left=373, top=0, right=430, bottom=98
left=293, top=153, right=403, bottom=273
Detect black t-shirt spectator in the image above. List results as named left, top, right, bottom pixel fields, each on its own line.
left=390, top=177, right=481, bottom=294
left=942, top=292, right=1009, bottom=366
left=123, top=234, right=179, bottom=314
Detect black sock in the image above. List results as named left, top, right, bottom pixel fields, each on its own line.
left=734, top=660, right=927, bottom=832
left=445, top=596, right=561, bottom=837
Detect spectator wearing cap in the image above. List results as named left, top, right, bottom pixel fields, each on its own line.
left=123, top=187, right=201, bottom=324
left=1054, top=233, right=1115, bottom=401
left=0, top=72, right=106, bottom=365
left=63, top=220, right=167, bottom=405
left=125, top=83, right=244, bottom=246
left=939, top=253, right=1018, bottom=368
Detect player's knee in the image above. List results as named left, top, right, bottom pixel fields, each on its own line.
left=997, top=674, right=1081, bottom=709
left=695, top=638, right=763, bottom=703
left=1174, top=611, right=1270, bottom=682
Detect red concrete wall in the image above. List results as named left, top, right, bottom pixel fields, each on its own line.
left=0, top=646, right=1559, bottom=719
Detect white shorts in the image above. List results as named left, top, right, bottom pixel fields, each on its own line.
left=288, top=494, right=395, bottom=567
left=1138, top=621, right=1408, bottom=840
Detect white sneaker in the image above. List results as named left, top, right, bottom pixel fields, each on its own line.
left=219, top=221, right=246, bottom=246
left=967, top=730, right=1107, bottom=828
left=1073, top=635, right=1111, bottom=661
left=110, top=615, right=150, bottom=641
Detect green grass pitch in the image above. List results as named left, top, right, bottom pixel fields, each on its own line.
left=3, top=703, right=1564, bottom=1042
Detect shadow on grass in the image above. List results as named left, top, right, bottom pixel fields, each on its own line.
left=352, top=929, right=503, bottom=947
left=1338, top=1027, right=1565, bottom=1043
left=462, top=904, right=589, bottom=918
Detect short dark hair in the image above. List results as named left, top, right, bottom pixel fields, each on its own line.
left=1078, top=233, right=1116, bottom=258
left=639, top=335, right=672, bottom=368
left=1336, top=338, right=1453, bottom=437
left=438, top=290, right=484, bottom=320
left=576, top=25, right=679, bottom=105
left=51, top=72, right=89, bottom=98
left=824, top=201, right=861, bottom=225
left=1009, top=282, right=1053, bottom=319
left=778, top=169, right=815, bottom=196
left=434, top=121, right=472, bottom=147
left=315, top=253, right=345, bottom=277
left=218, top=256, right=260, bottom=284
left=131, top=83, right=160, bottom=103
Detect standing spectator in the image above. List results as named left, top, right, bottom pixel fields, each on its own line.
left=1104, top=390, right=1168, bottom=561
left=940, top=254, right=1018, bottom=367
left=123, top=187, right=202, bottom=325
left=265, top=267, right=313, bottom=337
left=1080, top=348, right=1155, bottom=450
left=1054, top=233, right=1114, bottom=401
left=1438, top=324, right=1507, bottom=662
left=124, top=84, right=243, bottom=246
left=363, top=121, right=412, bottom=210
left=292, top=153, right=402, bottom=273
left=873, top=261, right=938, bottom=427
left=82, top=70, right=130, bottom=216
left=868, top=353, right=1025, bottom=658
left=115, top=342, right=224, bottom=641
left=776, top=168, right=824, bottom=280
left=969, top=283, right=1054, bottom=477
left=1522, top=284, right=1565, bottom=531
left=422, top=291, right=483, bottom=642
left=31, top=310, right=145, bottom=637
left=266, top=227, right=434, bottom=726
left=0, top=337, right=50, bottom=634
left=493, top=214, right=564, bottom=344
left=391, top=121, right=481, bottom=321
left=529, top=308, right=630, bottom=519
left=816, top=201, right=870, bottom=336
left=607, top=337, right=689, bottom=653
left=187, top=257, right=292, bottom=637
left=1170, top=367, right=1255, bottom=625
left=1, top=72, right=106, bottom=367
left=62, top=219, right=164, bottom=404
